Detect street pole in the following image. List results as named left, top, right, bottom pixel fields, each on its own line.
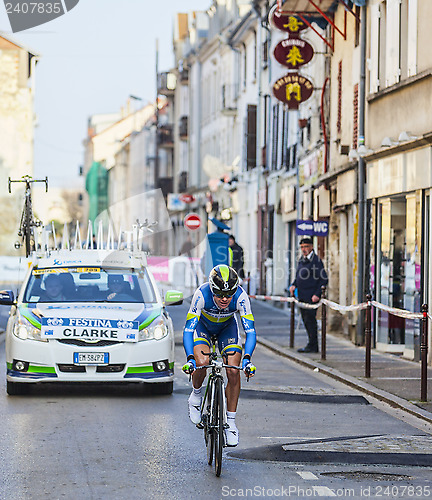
left=357, top=5, right=367, bottom=344
left=154, top=39, right=160, bottom=252
left=155, top=38, right=159, bottom=191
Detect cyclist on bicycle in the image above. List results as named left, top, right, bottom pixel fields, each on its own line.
left=182, top=264, right=257, bottom=447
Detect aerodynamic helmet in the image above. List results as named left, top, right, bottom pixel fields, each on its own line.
left=209, top=265, right=239, bottom=298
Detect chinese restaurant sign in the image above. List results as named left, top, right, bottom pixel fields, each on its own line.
left=272, top=74, right=314, bottom=109
left=270, top=7, right=308, bottom=34
left=273, top=38, right=314, bottom=69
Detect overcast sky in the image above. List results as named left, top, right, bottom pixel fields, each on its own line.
left=0, top=0, right=207, bottom=187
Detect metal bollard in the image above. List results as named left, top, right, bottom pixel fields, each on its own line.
left=321, top=286, right=327, bottom=361
left=365, top=294, right=372, bottom=378
left=420, top=304, right=428, bottom=402
left=290, top=300, right=295, bottom=348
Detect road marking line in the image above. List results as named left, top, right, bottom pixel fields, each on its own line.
left=259, top=436, right=313, bottom=439
left=313, top=486, right=337, bottom=496
left=296, top=471, right=319, bottom=480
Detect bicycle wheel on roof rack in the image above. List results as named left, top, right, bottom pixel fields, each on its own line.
left=22, top=196, right=33, bottom=257
left=214, top=376, right=224, bottom=477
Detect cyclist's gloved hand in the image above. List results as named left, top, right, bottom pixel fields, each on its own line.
left=182, top=357, right=196, bottom=375
left=242, top=356, right=256, bottom=377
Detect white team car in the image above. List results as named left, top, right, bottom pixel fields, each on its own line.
left=0, top=249, right=183, bottom=395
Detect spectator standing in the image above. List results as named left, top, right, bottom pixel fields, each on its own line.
left=179, top=234, right=194, bottom=257
left=289, top=236, right=328, bottom=353
left=228, top=235, right=245, bottom=279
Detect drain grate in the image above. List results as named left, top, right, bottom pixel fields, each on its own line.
left=321, top=471, right=413, bottom=481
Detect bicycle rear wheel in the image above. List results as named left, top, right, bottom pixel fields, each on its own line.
left=214, top=377, right=224, bottom=477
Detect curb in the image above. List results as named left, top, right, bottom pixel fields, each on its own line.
left=257, top=337, right=432, bottom=426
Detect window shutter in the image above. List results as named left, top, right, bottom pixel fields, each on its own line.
left=337, top=61, right=342, bottom=134
left=353, top=84, right=359, bottom=150
left=385, top=0, right=401, bottom=87
left=369, top=3, right=380, bottom=93
left=271, top=104, right=279, bottom=170
left=407, top=0, right=417, bottom=76
left=246, top=104, right=257, bottom=170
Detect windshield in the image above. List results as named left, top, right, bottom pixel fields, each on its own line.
left=23, top=267, right=158, bottom=304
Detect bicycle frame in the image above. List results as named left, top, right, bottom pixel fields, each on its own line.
left=195, top=337, right=242, bottom=476
left=200, top=343, right=228, bottom=432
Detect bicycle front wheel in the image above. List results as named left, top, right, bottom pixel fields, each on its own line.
left=204, top=382, right=214, bottom=465
left=214, top=377, right=224, bottom=477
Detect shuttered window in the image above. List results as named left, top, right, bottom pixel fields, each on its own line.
left=353, top=84, right=359, bottom=150
left=281, top=108, right=289, bottom=168
left=407, top=0, right=418, bottom=76
left=246, top=104, right=257, bottom=170
left=337, top=61, right=342, bottom=134
left=369, top=3, right=380, bottom=93
left=271, top=104, right=279, bottom=170
left=385, top=0, right=401, bottom=87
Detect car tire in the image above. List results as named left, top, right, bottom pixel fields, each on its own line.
left=147, top=381, right=173, bottom=395
left=7, top=381, right=30, bottom=396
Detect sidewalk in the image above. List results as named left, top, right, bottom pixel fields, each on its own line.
left=251, top=299, right=432, bottom=423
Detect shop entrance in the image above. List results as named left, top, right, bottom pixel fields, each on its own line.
left=376, top=193, right=422, bottom=353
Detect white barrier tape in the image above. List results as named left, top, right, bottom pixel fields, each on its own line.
left=321, top=298, right=368, bottom=313
left=249, top=295, right=294, bottom=303
left=371, top=301, right=423, bottom=320
left=294, top=298, right=321, bottom=309
left=249, top=294, right=320, bottom=309
left=250, top=294, right=423, bottom=320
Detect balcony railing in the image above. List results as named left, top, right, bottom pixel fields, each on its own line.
left=158, top=72, right=176, bottom=96
left=157, top=177, right=173, bottom=197
left=221, top=84, right=238, bottom=116
left=158, top=124, right=174, bottom=148
left=179, top=68, right=189, bottom=83
left=179, top=116, right=188, bottom=140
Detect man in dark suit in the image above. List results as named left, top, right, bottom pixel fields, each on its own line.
left=289, top=237, right=328, bottom=353
left=228, top=235, right=245, bottom=279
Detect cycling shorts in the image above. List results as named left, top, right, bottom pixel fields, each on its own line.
left=193, top=318, right=242, bottom=355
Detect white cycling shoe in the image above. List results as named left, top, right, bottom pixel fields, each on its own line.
left=188, top=392, right=202, bottom=425
left=225, top=421, right=239, bottom=447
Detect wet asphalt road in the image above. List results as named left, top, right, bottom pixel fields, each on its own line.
left=0, top=302, right=431, bottom=499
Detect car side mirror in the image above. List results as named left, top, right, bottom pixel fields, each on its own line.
left=0, top=290, right=14, bottom=305
left=164, top=290, right=183, bottom=305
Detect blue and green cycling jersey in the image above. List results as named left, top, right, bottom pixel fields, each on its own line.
left=183, top=283, right=257, bottom=358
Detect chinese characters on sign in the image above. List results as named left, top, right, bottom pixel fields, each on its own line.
left=270, top=5, right=315, bottom=108
left=272, top=74, right=314, bottom=110
left=273, top=38, right=314, bottom=69
left=270, top=7, right=308, bottom=34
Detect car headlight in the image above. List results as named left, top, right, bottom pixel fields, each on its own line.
left=13, top=316, right=47, bottom=342
left=139, top=320, right=168, bottom=341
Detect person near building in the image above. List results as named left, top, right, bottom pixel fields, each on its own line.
left=179, top=234, right=194, bottom=257
left=228, top=235, right=245, bottom=279
left=181, top=265, right=257, bottom=447
left=289, top=236, right=328, bottom=353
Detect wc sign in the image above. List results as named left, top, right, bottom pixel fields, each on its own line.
left=296, top=220, right=329, bottom=237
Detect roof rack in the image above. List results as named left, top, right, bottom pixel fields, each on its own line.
left=31, top=219, right=157, bottom=259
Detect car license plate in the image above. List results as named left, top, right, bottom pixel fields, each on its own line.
left=73, top=352, right=109, bottom=365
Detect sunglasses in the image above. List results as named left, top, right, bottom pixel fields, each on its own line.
left=213, top=290, right=236, bottom=299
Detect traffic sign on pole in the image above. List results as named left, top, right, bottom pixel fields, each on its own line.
left=184, top=213, right=201, bottom=231
left=296, top=219, right=329, bottom=236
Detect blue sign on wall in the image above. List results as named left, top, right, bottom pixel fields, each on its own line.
left=296, top=220, right=329, bottom=237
